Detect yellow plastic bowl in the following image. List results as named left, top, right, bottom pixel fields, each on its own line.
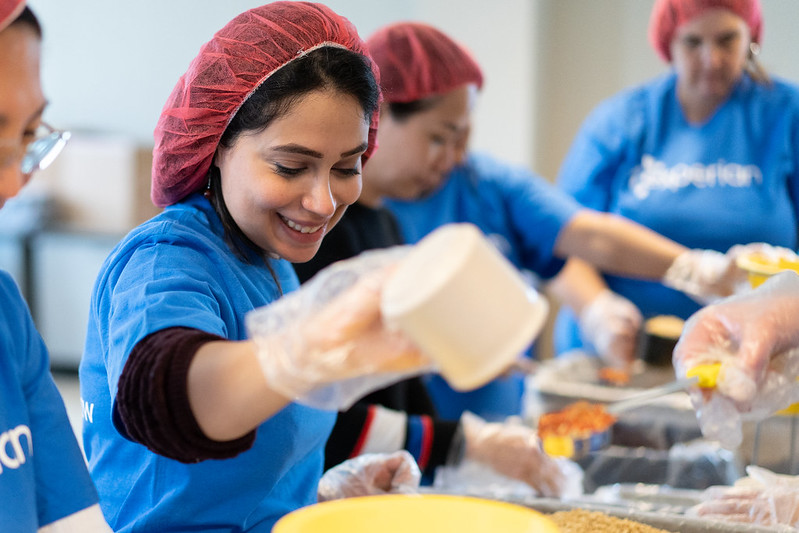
left=273, top=494, right=560, bottom=533
left=736, top=252, right=799, bottom=288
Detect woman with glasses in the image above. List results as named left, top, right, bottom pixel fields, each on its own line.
left=0, top=1, right=110, bottom=531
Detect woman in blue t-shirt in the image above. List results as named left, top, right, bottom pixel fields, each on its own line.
left=376, top=17, right=771, bottom=423
left=78, top=4, right=429, bottom=532
left=552, top=0, right=799, bottom=367
left=0, top=2, right=110, bottom=531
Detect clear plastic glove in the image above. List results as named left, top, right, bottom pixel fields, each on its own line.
left=458, top=411, right=566, bottom=498
left=688, top=466, right=799, bottom=526
left=662, top=243, right=791, bottom=304
left=579, top=289, right=642, bottom=368
left=317, top=451, right=421, bottom=502
left=246, top=247, right=433, bottom=410
left=673, top=271, right=799, bottom=449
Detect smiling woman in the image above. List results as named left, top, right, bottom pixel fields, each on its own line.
left=0, top=3, right=44, bottom=206
left=77, top=3, right=432, bottom=532
left=214, top=89, right=368, bottom=263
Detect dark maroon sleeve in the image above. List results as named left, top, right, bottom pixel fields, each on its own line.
left=114, top=326, right=257, bottom=463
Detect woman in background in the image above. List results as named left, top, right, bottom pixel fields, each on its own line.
left=552, top=0, right=799, bottom=367
left=0, top=1, right=110, bottom=530
left=379, top=17, right=761, bottom=422
left=295, top=22, right=568, bottom=498
left=79, top=3, right=427, bottom=531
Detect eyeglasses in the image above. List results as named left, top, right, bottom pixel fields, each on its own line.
left=0, top=122, right=71, bottom=174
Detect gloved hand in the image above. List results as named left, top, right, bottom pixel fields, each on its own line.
left=458, top=411, right=566, bottom=498
left=673, top=271, right=799, bottom=449
left=579, top=289, right=642, bottom=368
left=246, top=247, right=433, bottom=410
left=662, top=243, right=794, bottom=304
left=688, top=466, right=799, bottom=526
left=317, top=451, right=421, bottom=502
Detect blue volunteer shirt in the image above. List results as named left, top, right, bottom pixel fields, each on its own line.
left=555, top=72, right=799, bottom=354
left=79, top=194, right=336, bottom=532
left=387, top=152, right=580, bottom=420
left=0, top=271, right=99, bottom=530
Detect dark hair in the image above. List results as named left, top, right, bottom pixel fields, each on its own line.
left=10, top=7, right=42, bottom=37
left=387, top=97, right=441, bottom=122
left=206, top=45, right=379, bottom=276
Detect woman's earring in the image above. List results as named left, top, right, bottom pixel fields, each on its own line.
left=203, top=177, right=212, bottom=200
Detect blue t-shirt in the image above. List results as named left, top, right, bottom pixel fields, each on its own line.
left=0, top=271, right=99, bottom=530
left=387, top=152, right=580, bottom=420
left=555, top=72, right=799, bottom=354
left=79, top=194, right=336, bottom=532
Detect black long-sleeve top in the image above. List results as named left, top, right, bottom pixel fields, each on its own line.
left=294, top=202, right=458, bottom=476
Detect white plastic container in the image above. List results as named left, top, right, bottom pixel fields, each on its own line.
left=381, top=223, right=549, bottom=391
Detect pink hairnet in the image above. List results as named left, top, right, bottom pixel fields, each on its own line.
left=649, top=0, right=762, bottom=62
left=0, top=0, right=25, bottom=32
left=151, top=1, right=380, bottom=207
left=366, top=22, right=483, bottom=104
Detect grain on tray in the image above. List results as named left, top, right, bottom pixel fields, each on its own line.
left=549, top=508, right=674, bottom=533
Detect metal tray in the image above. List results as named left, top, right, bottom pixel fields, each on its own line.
left=522, top=496, right=786, bottom=533
left=427, top=487, right=786, bottom=532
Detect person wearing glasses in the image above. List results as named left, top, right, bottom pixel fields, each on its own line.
left=0, top=1, right=110, bottom=531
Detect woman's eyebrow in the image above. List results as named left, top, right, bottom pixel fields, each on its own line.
left=271, top=142, right=368, bottom=158
left=341, top=142, right=368, bottom=157
left=272, top=144, right=324, bottom=158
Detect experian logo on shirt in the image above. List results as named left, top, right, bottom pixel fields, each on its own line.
left=0, top=424, right=32, bottom=473
left=629, top=155, right=763, bottom=199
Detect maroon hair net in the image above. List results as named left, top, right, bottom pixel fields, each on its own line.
left=0, top=0, right=25, bottom=32
left=151, top=1, right=380, bottom=207
left=365, top=22, right=483, bottom=104
left=649, top=0, right=762, bottom=62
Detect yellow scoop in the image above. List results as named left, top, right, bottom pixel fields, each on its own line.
left=687, top=362, right=799, bottom=416
left=686, top=362, right=721, bottom=389
left=606, top=362, right=721, bottom=415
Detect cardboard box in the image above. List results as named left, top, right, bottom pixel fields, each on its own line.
left=32, top=133, right=161, bottom=234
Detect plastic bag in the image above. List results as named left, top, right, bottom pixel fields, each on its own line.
left=674, top=271, right=799, bottom=449
left=246, top=246, right=432, bottom=410
left=317, top=451, right=421, bottom=502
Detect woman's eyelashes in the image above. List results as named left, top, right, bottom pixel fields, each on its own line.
left=273, top=162, right=304, bottom=177
left=332, top=166, right=361, bottom=177
left=272, top=162, right=361, bottom=178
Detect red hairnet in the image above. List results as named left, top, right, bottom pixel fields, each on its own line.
left=649, top=0, right=762, bottom=62
left=0, top=0, right=25, bottom=32
left=151, top=1, right=380, bottom=207
left=366, top=22, right=483, bottom=104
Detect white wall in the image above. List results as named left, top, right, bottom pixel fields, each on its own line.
left=27, top=0, right=799, bottom=181
left=28, top=0, right=537, bottom=167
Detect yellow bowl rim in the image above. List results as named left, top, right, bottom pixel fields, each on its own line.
left=735, top=253, right=799, bottom=276
left=274, top=493, right=558, bottom=531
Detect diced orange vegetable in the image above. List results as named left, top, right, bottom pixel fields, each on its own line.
left=598, top=367, right=630, bottom=386
left=538, top=401, right=617, bottom=439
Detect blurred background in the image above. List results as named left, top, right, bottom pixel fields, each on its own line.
left=5, top=0, right=799, bottom=369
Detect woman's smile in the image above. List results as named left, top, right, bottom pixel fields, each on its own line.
left=278, top=213, right=325, bottom=235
